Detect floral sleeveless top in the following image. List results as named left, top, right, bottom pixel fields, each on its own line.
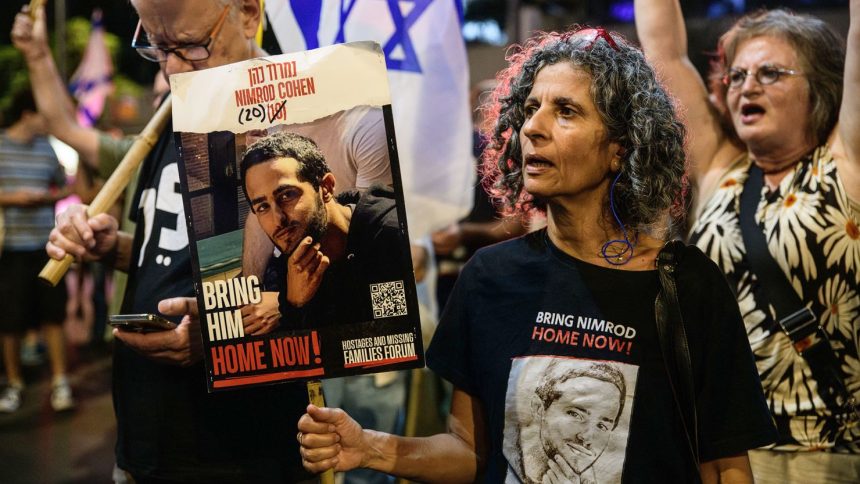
left=689, top=145, right=860, bottom=452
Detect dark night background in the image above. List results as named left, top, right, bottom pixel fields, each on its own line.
left=0, top=0, right=849, bottom=87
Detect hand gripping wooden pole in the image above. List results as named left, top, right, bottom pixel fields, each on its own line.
left=39, top=96, right=173, bottom=286
left=306, top=380, right=335, bottom=484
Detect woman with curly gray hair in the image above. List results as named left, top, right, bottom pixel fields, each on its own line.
left=636, top=1, right=860, bottom=481
left=483, top=28, right=688, bottom=242
left=295, top=28, right=775, bottom=483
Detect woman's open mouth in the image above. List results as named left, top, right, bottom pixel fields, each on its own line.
left=740, top=103, right=765, bottom=124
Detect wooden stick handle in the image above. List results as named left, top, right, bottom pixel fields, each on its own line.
left=306, top=380, right=335, bottom=484
left=39, top=96, right=173, bottom=286
left=28, top=0, right=45, bottom=19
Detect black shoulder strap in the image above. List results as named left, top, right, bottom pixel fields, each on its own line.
left=739, top=164, right=858, bottom=420
left=739, top=165, right=810, bottom=319
left=655, top=240, right=700, bottom=468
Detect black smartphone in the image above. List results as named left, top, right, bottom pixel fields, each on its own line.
left=109, top=314, right=177, bottom=333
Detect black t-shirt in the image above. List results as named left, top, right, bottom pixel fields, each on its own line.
left=114, top=125, right=311, bottom=482
left=427, top=230, right=776, bottom=483
left=264, top=185, right=409, bottom=329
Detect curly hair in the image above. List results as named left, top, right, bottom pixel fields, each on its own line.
left=713, top=8, right=845, bottom=147
left=482, top=28, right=688, bottom=234
left=240, top=131, right=331, bottom=205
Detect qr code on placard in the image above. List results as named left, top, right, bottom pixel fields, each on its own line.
left=370, top=280, right=408, bottom=319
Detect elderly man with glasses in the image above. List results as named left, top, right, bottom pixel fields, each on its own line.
left=13, top=1, right=317, bottom=482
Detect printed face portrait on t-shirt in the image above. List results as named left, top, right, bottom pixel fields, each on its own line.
left=503, top=357, right=638, bottom=484
left=539, top=374, right=622, bottom=473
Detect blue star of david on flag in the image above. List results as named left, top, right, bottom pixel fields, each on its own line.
left=380, top=0, right=431, bottom=72
left=289, top=0, right=433, bottom=72
left=269, top=0, right=475, bottom=240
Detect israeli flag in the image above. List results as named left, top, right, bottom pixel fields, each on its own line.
left=266, top=0, right=475, bottom=238
left=69, top=9, right=114, bottom=127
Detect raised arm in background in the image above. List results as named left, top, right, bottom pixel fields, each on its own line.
left=11, top=5, right=100, bottom=167
left=634, top=0, right=743, bottom=202
left=14, top=6, right=135, bottom=272
left=838, top=0, right=860, bottom=202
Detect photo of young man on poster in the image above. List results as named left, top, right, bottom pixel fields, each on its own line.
left=240, top=131, right=406, bottom=331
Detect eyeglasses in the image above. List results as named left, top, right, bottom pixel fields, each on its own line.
left=722, top=65, right=800, bottom=89
left=131, top=4, right=230, bottom=63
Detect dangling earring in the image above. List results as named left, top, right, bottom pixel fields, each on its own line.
left=601, top=171, right=634, bottom=265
